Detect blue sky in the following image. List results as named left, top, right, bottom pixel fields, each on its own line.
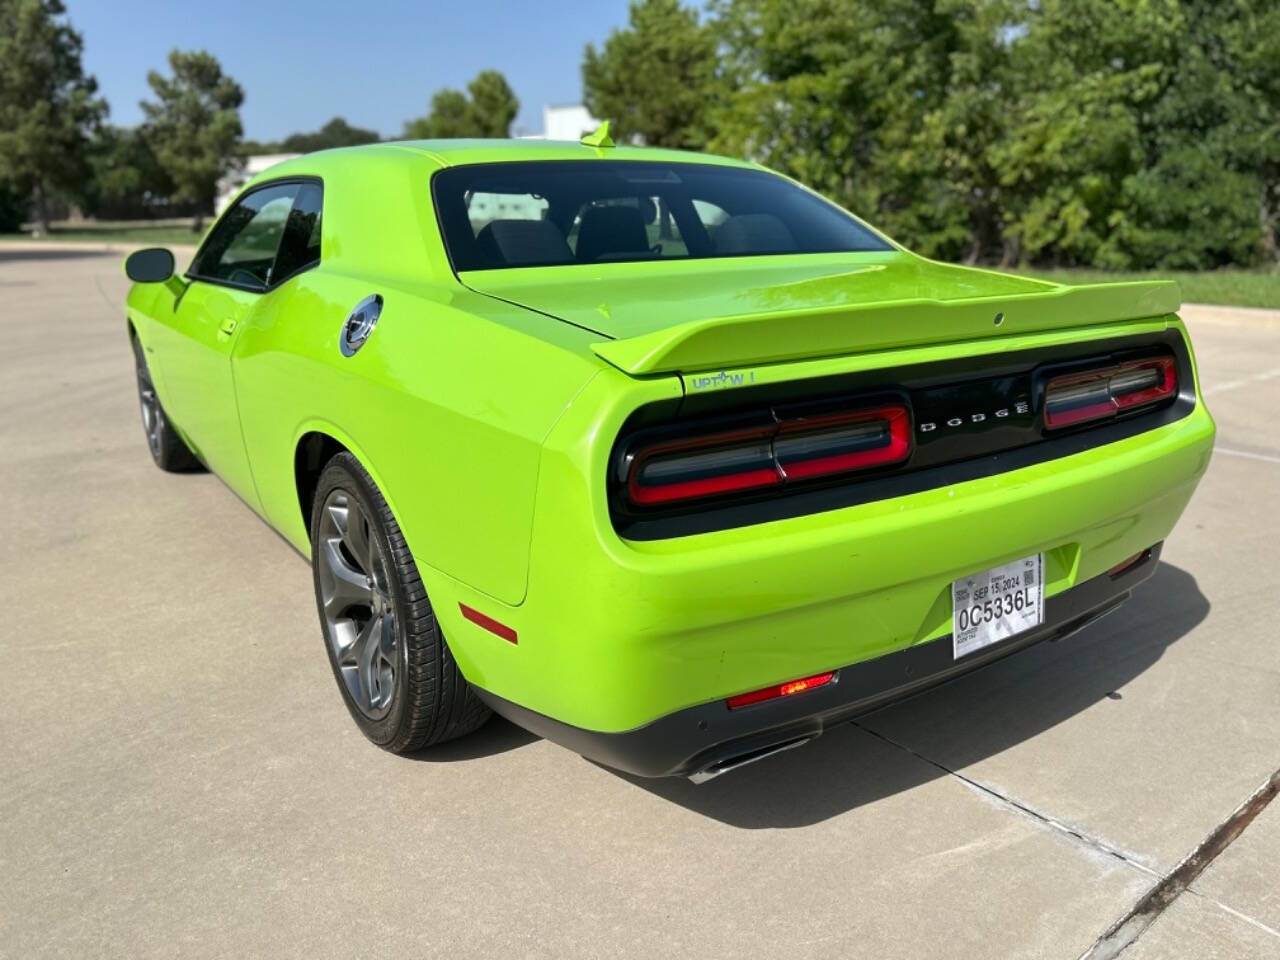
left=71, top=0, right=638, bottom=140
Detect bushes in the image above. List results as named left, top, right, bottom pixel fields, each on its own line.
left=702, top=0, right=1280, bottom=268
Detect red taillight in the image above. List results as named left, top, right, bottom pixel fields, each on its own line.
left=627, top=424, right=779, bottom=506
left=727, top=671, right=836, bottom=709
left=626, top=403, right=911, bottom=507
left=1044, top=356, right=1177, bottom=430
left=775, top=405, right=911, bottom=480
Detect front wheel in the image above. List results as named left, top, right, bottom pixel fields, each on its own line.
left=130, top=335, right=201, bottom=472
left=310, top=452, right=491, bottom=753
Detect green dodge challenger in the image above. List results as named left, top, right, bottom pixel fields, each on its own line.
left=123, top=131, right=1214, bottom=782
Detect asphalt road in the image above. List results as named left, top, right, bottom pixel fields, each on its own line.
left=3, top=246, right=1279, bottom=959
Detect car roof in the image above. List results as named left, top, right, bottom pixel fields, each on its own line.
left=395, top=138, right=753, bottom=169
left=244, top=138, right=756, bottom=190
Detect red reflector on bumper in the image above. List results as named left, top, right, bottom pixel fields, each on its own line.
left=459, top=603, right=518, bottom=644
left=1108, top=547, right=1154, bottom=578
left=726, top=671, right=836, bottom=709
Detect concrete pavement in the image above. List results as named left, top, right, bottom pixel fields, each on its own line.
left=2, top=248, right=1278, bottom=958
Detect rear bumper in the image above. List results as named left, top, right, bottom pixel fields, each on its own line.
left=473, top=546, right=1160, bottom=779
left=431, top=322, right=1215, bottom=737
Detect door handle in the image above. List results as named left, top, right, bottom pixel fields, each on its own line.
left=218, top=317, right=238, bottom=337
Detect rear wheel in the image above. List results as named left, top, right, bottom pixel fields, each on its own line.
left=311, top=452, right=490, bottom=752
left=130, top=335, right=201, bottom=472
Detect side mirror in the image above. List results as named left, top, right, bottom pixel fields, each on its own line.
left=124, top=247, right=175, bottom=284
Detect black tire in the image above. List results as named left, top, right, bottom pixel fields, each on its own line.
left=310, top=452, right=491, bottom=753
left=130, top=334, right=202, bottom=472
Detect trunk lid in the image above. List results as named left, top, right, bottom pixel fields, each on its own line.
left=459, top=251, right=1179, bottom=376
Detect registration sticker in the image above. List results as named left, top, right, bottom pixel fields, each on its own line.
left=952, top=554, right=1044, bottom=659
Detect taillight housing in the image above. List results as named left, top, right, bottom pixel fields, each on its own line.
left=623, top=402, right=911, bottom=508
left=1043, top=355, right=1177, bottom=431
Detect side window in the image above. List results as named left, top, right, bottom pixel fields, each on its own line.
left=190, top=183, right=299, bottom=288
left=272, top=182, right=323, bottom=282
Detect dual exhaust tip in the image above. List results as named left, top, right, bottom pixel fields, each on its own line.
left=687, top=735, right=813, bottom=784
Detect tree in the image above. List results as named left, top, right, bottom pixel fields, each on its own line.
left=708, top=0, right=1280, bottom=269
left=402, top=70, right=519, bottom=139
left=582, top=0, right=719, bottom=149
left=993, top=0, right=1276, bottom=269
left=1220, top=0, right=1280, bottom=264
left=988, top=0, right=1166, bottom=268
left=141, top=49, right=244, bottom=231
left=244, top=116, right=380, bottom=154
left=466, top=71, right=520, bottom=138
left=279, top=116, right=380, bottom=153
left=82, top=125, right=175, bottom=220
left=711, top=0, right=1009, bottom=261
left=404, top=89, right=474, bottom=139
left=1163, top=0, right=1280, bottom=267
left=0, top=0, right=106, bottom=232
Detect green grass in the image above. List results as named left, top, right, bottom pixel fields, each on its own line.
left=1013, top=267, right=1280, bottom=310
left=0, top=225, right=204, bottom=247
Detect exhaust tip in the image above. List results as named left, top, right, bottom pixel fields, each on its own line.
left=687, top=736, right=813, bottom=784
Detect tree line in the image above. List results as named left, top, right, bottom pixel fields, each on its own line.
left=585, top=0, right=1280, bottom=270
left=0, top=0, right=520, bottom=233
left=2, top=0, right=1277, bottom=271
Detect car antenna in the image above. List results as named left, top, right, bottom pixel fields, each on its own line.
left=581, top=120, right=615, bottom=149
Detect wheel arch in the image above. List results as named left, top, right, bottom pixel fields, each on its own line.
left=294, top=430, right=348, bottom=540
left=291, top=422, right=410, bottom=554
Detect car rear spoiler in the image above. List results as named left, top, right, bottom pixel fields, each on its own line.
left=589, top=281, right=1180, bottom=376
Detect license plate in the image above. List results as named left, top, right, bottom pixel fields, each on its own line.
left=952, top=554, right=1044, bottom=659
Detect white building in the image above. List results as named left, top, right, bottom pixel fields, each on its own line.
left=531, top=104, right=603, bottom=141
left=215, top=153, right=301, bottom=213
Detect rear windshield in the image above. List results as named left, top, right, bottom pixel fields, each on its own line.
left=432, top=160, right=892, bottom=271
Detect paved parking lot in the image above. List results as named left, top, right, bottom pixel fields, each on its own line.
left=3, top=246, right=1278, bottom=958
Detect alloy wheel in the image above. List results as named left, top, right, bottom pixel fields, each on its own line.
left=135, top=352, right=163, bottom=459
left=316, top=488, right=399, bottom=719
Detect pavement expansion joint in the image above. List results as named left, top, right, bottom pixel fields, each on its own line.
left=855, top=722, right=1280, bottom=956
left=1079, top=766, right=1280, bottom=959
left=851, top=722, right=1157, bottom=874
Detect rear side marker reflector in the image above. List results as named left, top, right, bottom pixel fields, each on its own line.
left=1044, top=356, right=1177, bottom=430
left=726, top=671, right=836, bottom=710
left=627, top=404, right=911, bottom=507
left=459, top=603, right=517, bottom=644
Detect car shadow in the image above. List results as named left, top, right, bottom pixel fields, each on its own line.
left=0, top=248, right=119, bottom=263
left=606, top=561, right=1209, bottom=828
